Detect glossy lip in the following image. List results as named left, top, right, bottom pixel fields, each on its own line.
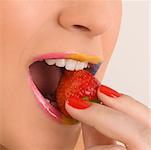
left=28, top=73, right=62, bottom=122
left=28, top=52, right=103, bottom=124
left=33, top=52, right=102, bottom=64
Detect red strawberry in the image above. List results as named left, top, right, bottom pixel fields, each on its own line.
left=56, top=70, right=101, bottom=118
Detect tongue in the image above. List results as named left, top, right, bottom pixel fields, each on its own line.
left=29, top=61, right=63, bottom=99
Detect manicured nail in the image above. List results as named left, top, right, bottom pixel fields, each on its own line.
left=99, top=84, right=122, bottom=98
left=67, top=97, right=91, bottom=109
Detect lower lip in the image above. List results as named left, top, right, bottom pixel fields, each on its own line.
left=28, top=73, right=79, bottom=125
left=28, top=52, right=80, bottom=124
left=28, top=73, right=62, bottom=122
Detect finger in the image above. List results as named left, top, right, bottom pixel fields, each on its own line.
left=82, top=123, right=115, bottom=148
left=87, top=145, right=126, bottom=150
left=65, top=102, right=143, bottom=148
left=97, top=88, right=150, bottom=126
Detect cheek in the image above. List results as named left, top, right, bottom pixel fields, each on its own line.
left=3, top=2, right=58, bottom=46
left=95, top=2, right=122, bottom=80
left=102, top=1, right=122, bottom=59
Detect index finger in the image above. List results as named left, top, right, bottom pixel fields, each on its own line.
left=97, top=91, right=151, bottom=127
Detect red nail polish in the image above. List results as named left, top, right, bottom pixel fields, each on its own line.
left=99, top=85, right=122, bottom=98
left=67, top=97, right=91, bottom=109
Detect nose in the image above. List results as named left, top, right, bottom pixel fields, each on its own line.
left=58, top=2, right=112, bottom=37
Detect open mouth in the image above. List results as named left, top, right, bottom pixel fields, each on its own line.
left=28, top=52, right=102, bottom=124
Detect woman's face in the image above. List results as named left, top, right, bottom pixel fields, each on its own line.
left=0, top=0, right=122, bottom=149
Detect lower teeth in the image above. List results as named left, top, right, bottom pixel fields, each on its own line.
left=51, top=102, right=59, bottom=108
left=45, top=97, right=58, bottom=109
left=46, top=98, right=51, bottom=103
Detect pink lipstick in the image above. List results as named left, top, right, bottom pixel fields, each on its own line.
left=33, top=52, right=102, bottom=64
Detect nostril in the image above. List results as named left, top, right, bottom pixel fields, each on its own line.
left=72, top=25, right=90, bottom=32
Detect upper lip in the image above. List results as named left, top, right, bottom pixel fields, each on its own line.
left=32, top=52, right=103, bottom=65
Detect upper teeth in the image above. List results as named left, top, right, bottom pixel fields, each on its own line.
left=45, top=59, right=88, bottom=71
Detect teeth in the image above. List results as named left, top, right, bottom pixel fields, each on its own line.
left=84, top=62, right=88, bottom=68
left=45, top=59, right=56, bottom=65
left=45, top=58, right=88, bottom=71
left=75, top=61, right=85, bottom=70
left=65, top=59, right=77, bottom=71
left=56, top=59, right=66, bottom=67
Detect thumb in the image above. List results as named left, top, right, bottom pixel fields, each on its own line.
left=81, top=123, right=115, bottom=147
left=65, top=100, right=141, bottom=147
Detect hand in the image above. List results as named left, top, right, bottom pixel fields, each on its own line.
left=65, top=85, right=151, bottom=150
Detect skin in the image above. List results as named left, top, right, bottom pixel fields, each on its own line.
left=66, top=91, right=151, bottom=150
left=0, top=0, right=122, bottom=149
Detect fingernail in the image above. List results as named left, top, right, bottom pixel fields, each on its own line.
left=67, top=97, right=91, bottom=109
left=99, top=84, right=122, bottom=98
